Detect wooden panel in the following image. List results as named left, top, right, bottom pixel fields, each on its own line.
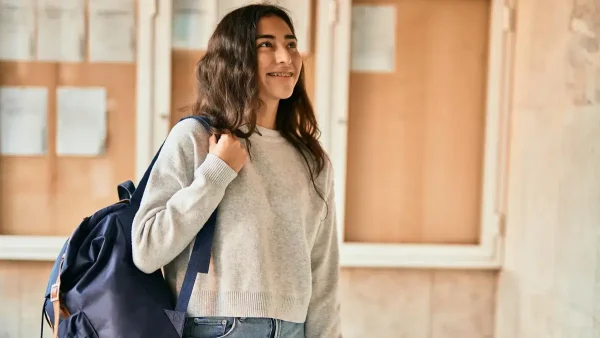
left=344, top=0, right=490, bottom=244
left=0, top=1, right=137, bottom=236
left=170, top=0, right=318, bottom=128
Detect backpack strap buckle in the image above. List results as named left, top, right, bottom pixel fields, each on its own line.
left=50, top=283, right=60, bottom=302
left=51, top=254, right=66, bottom=338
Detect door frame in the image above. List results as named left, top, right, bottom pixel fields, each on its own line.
left=321, top=0, right=515, bottom=269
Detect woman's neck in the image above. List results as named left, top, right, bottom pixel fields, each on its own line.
left=256, top=99, right=279, bottom=130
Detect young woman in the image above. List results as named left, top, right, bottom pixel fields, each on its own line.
left=131, top=4, right=341, bottom=338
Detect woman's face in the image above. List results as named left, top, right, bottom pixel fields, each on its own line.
left=255, top=16, right=303, bottom=102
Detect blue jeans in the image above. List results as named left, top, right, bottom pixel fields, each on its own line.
left=183, top=317, right=305, bottom=338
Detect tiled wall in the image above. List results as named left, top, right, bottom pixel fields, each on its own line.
left=341, top=269, right=497, bottom=338
left=0, top=262, right=497, bottom=338
left=0, top=262, right=54, bottom=338
left=494, top=0, right=600, bottom=336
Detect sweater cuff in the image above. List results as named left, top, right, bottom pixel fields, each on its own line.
left=195, top=153, right=238, bottom=187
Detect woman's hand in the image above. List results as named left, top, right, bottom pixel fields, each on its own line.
left=208, top=134, right=248, bottom=173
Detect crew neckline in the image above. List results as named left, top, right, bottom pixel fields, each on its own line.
left=252, top=124, right=285, bottom=142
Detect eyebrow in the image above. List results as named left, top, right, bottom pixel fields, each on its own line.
left=255, top=34, right=297, bottom=41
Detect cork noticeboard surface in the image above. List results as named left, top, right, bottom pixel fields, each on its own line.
left=0, top=63, right=136, bottom=236
left=0, top=0, right=137, bottom=236
left=344, top=0, right=491, bottom=244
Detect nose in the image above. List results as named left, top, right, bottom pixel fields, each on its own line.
left=275, top=45, right=292, bottom=64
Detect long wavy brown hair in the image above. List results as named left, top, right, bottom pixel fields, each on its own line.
left=192, top=4, right=328, bottom=200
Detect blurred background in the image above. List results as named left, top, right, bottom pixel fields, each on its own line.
left=0, top=0, right=599, bottom=337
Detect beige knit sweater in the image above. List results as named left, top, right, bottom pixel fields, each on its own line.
left=131, top=119, right=341, bottom=337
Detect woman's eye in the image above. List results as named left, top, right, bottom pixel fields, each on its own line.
left=258, top=41, right=272, bottom=48
left=288, top=42, right=297, bottom=49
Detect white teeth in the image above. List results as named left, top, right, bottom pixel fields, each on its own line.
left=268, top=72, right=292, bottom=77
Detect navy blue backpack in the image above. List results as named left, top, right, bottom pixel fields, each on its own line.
left=42, top=116, right=216, bottom=338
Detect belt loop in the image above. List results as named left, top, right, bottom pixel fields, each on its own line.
left=273, top=318, right=280, bottom=338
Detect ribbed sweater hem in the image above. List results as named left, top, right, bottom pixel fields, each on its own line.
left=185, top=291, right=308, bottom=324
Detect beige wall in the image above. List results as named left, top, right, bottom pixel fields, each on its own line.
left=494, top=0, right=600, bottom=337
left=0, top=262, right=497, bottom=338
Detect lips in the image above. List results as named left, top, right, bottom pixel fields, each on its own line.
left=267, top=72, right=293, bottom=77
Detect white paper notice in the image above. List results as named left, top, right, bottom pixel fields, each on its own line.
left=351, top=5, right=396, bottom=72
left=0, top=0, right=36, bottom=61
left=56, top=87, right=107, bottom=156
left=37, top=0, right=85, bottom=62
left=88, top=0, right=135, bottom=63
left=0, top=87, right=47, bottom=155
left=172, top=0, right=218, bottom=50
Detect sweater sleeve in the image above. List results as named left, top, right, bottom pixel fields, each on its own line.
left=305, top=167, right=342, bottom=338
left=131, top=120, right=238, bottom=273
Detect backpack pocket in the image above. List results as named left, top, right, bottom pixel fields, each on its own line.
left=58, top=311, right=99, bottom=338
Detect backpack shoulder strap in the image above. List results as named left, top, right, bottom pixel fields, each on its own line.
left=130, top=115, right=216, bottom=314
left=130, top=115, right=211, bottom=207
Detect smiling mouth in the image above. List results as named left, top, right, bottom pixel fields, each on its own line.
left=267, top=72, right=293, bottom=77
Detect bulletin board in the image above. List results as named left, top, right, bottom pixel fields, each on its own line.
left=0, top=0, right=137, bottom=236
left=169, top=0, right=317, bottom=127
left=343, top=0, right=491, bottom=245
